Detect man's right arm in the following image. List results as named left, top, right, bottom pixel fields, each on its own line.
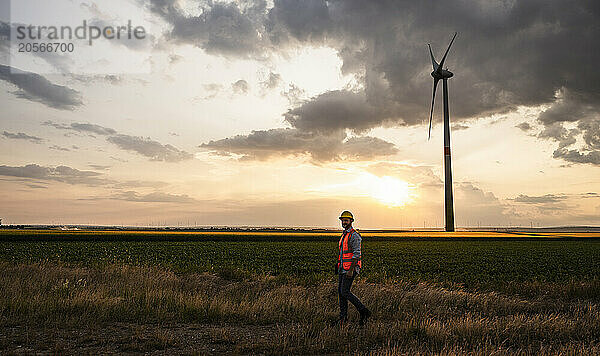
left=346, top=232, right=361, bottom=276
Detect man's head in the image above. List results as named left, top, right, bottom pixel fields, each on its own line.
left=339, top=210, right=354, bottom=229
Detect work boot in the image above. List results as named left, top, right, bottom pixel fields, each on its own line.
left=359, top=308, right=371, bottom=326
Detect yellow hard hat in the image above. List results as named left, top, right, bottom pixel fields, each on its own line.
left=339, top=211, right=354, bottom=220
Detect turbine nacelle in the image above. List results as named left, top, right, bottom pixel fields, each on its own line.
left=431, top=69, right=453, bottom=80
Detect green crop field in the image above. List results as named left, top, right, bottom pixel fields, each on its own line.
left=1, top=230, right=600, bottom=354
left=1, top=230, right=599, bottom=286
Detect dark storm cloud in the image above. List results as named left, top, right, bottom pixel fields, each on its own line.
left=284, top=90, right=393, bottom=134
left=149, top=0, right=600, bottom=125
left=269, top=0, right=599, bottom=131
left=107, top=134, right=193, bottom=162
left=2, top=131, right=44, bottom=143
left=43, top=121, right=193, bottom=162
left=0, top=65, right=82, bottom=110
left=153, top=0, right=600, bottom=163
left=266, top=0, right=331, bottom=45
left=0, top=164, right=105, bottom=186
left=199, top=128, right=397, bottom=162
left=537, top=89, right=599, bottom=125
left=148, top=0, right=268, bottom=58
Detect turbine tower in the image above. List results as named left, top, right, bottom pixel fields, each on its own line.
left=428, top=32, right=457, bottom=232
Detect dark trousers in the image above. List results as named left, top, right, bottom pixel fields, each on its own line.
left=338, top=273, right=366, bottom=320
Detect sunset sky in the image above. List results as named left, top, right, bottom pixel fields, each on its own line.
left=1, top=0, right=599, bottom=228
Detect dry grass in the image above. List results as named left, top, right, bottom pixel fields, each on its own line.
left=1, top=262, right=599, bottom=355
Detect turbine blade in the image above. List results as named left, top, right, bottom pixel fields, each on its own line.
left=428, top=43, right=439, bottom=71
left=428, top=78, right=439, bottom=140
left=438, top=32, right=457, bottom=70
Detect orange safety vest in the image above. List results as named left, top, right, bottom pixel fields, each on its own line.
left=337, top=228, right=362, bottom=271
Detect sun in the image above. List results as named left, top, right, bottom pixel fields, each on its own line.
left=307, top=172, right=415, bottom=208
left=361, top=174, right=414, bottom=207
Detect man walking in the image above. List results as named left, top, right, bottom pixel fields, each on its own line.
left=336, top=210, right=371, bottom=326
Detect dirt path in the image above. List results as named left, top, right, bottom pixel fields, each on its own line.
left=1, top=322, right=283, bottom=355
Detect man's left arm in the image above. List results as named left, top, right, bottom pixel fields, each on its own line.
left=346, top=232, right=361, bottom=277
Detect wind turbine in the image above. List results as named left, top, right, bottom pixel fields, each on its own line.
left=428, top=32, right=457, bottom=232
